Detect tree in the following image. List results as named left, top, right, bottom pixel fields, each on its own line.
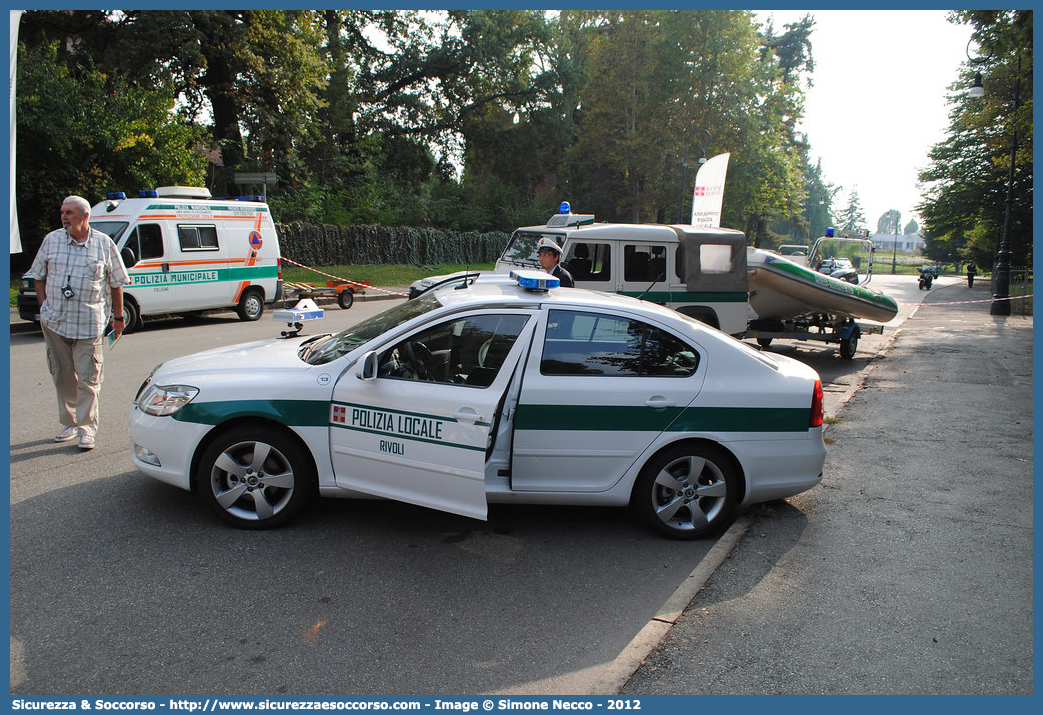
left=877, top=209, right=902, bottom=235
left=14, top=35, right=205, bottom=264
left=554, top=10, right=808, bottom=233
left=917, top=10, right=1032, bottom=267
left=13, top=9, right=823, bottom=244
left=837, top=190, right=867, bottom=236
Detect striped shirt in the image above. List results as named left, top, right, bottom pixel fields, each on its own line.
left=27, top=228, right=131, bottom=339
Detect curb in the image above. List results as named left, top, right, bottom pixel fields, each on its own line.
left=590, top=516, right=754, bottom=695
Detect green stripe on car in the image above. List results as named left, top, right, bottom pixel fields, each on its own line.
left=515, top=404, right=810, bottom=433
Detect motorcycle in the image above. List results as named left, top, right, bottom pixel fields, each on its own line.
left=918, top=266, right=934, bottom=290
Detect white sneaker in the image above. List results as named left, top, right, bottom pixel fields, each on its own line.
left=78, top=434, right=96, bottom=450
left=54, top=426, right=78, bottom=443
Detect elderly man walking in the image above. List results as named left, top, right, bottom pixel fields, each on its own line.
left=26, top=195, right=131, bottom=450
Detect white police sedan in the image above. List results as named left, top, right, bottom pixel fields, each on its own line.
left=130, top=271, right=825, bottom=539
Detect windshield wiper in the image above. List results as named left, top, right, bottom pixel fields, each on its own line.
left=299, top=334, right=333, bottom=362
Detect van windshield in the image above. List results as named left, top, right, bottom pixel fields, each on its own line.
left=301, top=294, right=444, bottom=365
left=500, top=230, right=557, bottom=268
left=90, top=221, right=129, bottom=243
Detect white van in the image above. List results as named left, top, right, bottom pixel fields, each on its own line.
left=19, top=186, right=283, bottom=332
left=411, top=205, right=750, bottom=335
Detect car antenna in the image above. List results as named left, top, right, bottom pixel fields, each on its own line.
left=456, top=265, right=471, bottom=290
left=636, top=268, right=666, bottom=301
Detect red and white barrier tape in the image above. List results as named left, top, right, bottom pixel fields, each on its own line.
left=279, top=257, right=1031, bottom=308
left=280, top=257, right=409, bottom=298
left=909, top=294, right=1032, bottom=306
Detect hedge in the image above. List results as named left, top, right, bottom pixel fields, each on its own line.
left=277, top=223, right=511, bottom=267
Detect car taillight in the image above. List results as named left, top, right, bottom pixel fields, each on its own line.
left=810, top=379, right=824, bottom=428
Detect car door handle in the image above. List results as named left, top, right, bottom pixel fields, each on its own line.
left=453, top=407, right=484, bottom=425
left=644, top=396, right=676, bottom=409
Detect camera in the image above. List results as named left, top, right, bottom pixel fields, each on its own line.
left=61, top=284, right=75, bottom=299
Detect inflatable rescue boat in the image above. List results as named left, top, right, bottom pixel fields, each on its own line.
left=747, top=248, right=898, bottom=323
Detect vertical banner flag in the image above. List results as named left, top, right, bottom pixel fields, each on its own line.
left=690, top=152, right=730, bottom=228
left=10, top=10, right=23, bottom=253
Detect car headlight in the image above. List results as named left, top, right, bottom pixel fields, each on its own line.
left=136, top=384, right=199, bottom=416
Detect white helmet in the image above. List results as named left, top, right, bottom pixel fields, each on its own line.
left=536, top=237, right=562, bottom=255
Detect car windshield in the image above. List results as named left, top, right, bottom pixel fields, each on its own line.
left=90, top=220, right=129, bottom=242
left=301, top=294, right=443, bottom=365
left=500, top=230, right=558, bottom=268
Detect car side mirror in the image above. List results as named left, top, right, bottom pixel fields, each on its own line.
left=358, top=350, right=378, bottom=381
left=121, top=247, right=138, bottom=268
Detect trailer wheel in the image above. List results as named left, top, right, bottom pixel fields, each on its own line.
left=337, top=288, right=355, bottom=310
left=839, top=330, right=859, bottom=359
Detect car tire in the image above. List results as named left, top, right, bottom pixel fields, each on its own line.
left=630, top=443, right=741, bottom=540
left=337, top=288, right=355, bottom=309
left=236, top=287, right=265, bottom=321
left=196, top=425, right=316, bottom=529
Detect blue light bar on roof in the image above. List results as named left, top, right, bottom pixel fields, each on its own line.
left=559, top=201, right=571, bottom=214
left=139, top=190, right=158, bottom=198
left=510, top=269, right=559, bottom=291
left=107, top=192, right=127, bottom=200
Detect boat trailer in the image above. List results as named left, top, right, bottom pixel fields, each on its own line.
left=744, top=317, right=885, bottom=360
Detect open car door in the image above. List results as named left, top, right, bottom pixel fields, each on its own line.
left=329, top=311, right=535, bottom=520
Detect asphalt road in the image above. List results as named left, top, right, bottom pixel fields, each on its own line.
left=621, top=279, right=1033, bottom=694
left=8, top=274, right=928, bottom=696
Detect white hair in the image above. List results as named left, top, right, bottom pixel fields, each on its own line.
left=62, top=195, right=91, bottom=215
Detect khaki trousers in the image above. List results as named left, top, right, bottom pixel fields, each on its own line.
left=41, top=324, right=104, bottom=437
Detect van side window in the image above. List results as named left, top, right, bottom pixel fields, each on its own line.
left=564, top=242, right=611, bottom=282
left=541, top=310, right=699, bottom=377
left=134, top=224, right=164, bottom=260
left=178, top=225, right=219, bottom=251
left=624, top=244, right=667, bottom=282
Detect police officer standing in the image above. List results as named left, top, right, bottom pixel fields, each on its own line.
left=27, top=195, right=131, bottom=450
left=536, top=237, right=575, bottom=287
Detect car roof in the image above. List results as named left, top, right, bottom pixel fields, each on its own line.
left=514, top=222, right=745, bottom=245
left=432, top=279, right=691, bottom=326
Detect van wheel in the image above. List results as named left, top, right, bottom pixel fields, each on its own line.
left=237, top=288, right=264, bottom=321
left=122, top=298, right=142, bottom=333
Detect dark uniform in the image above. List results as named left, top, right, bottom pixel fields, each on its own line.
left=550, top=263, right=575, bottom=287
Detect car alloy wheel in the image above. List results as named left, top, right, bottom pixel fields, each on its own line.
left=632, top=443, right=740, bottom=540
left=197, top=426, right=315, bottom=529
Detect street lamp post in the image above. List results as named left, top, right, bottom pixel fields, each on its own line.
left=891, top=230, right=898, bottom=274
left=678, top=129, right=710, bottom=224
left=989, top=54, right=1021, bottom=316
left=967, top=43, right=1021, bottom=316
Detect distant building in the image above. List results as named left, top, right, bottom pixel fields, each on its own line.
left=871, top=232, right=925, bottom=253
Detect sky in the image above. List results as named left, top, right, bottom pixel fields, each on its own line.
left=754, top=9, right=975, bottom=233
